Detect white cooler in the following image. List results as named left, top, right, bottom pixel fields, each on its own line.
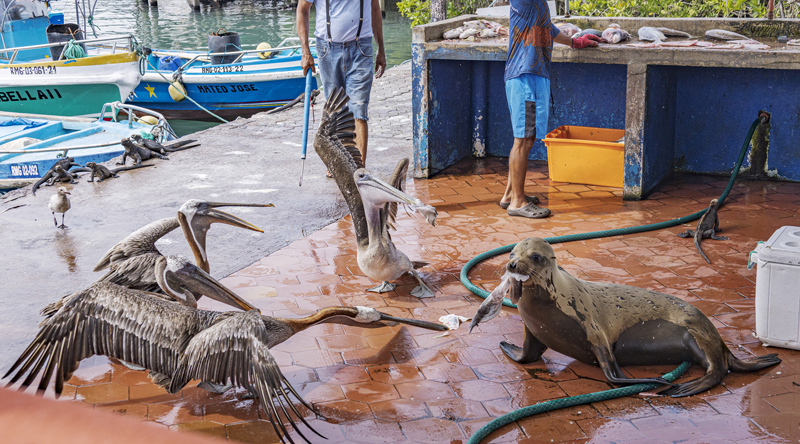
left=750, top=226, right=800, bottom=350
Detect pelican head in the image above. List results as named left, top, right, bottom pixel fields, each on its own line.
left=155, top=255, right=256, bottom=311
left=354, top=168, right=423, bottom=208
left=177, top=199, right=274, bottom=272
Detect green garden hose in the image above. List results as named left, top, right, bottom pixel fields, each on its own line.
left=460, top=117, right=762, bottom=443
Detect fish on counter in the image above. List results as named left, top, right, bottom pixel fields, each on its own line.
left=788, top=39, right=800, bottom=46
left=555, top=22, right=581, bottom=38
left=638, top=26, right=666, bottom=42
left=442, top=19, right=508, bottom=41
left=694, top=41, right=716, bottom=47
left=728, top=39, right=761, bottom=45
left=658, top=40, right=699, bottom=47
left=624, top=42, right=661, bottom=48
left=741, top=44, right=771, bottom=50
left=705, top=29, right=749, bottom=40
left=704, top=43, right=745, bottom=50
left=574, top=29, right=603, bottom=39
left=657, top=27, right=692, bottom=38
left=602, top=26, right=630, bottom=44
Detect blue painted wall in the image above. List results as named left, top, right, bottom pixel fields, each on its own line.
left=642, top=66, right=678, bottom=195
left=484, top=62, right=627, bottom=161
left=673, top=66, right=800, bottom=180
left=428, top=59, right=473, bottom=173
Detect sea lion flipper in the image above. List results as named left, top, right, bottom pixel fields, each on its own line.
left=592, top=345, right=677, bottom=387
left=499, top=327, right=547, bottom=363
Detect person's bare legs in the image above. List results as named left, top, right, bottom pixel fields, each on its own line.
left=501, top=137, right=535, bottom=210
left=355, top=118, right=368, bottom=164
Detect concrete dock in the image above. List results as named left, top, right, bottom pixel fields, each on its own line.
left=0, top=63, right=413, bottom=367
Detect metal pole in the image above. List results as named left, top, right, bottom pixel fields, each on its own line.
left=431, top=0, right=445, bottom=22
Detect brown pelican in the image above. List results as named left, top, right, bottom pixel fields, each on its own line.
left=40, top=199, right=270, bottom=321
left=94, top=199, right=273, bottom=291
left=314, top=88, right=438, bottom=298
left=48, top=187, right=71, bottom=228
left=6, top=256, right=447, bottom=444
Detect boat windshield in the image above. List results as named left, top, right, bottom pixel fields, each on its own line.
left=1, top=0, right=48, bottom=21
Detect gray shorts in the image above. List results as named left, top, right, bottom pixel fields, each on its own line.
left=316, top=37, right=374, bottom=121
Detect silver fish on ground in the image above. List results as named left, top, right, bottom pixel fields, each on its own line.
left=657, top=27, right=692, bottom=38
left=638, top=27, right=666, bottom=42
left=555, top=22, right=581, bottom=38
left=788, top=39, right=800, bottom=46
left=602, top=27, right=630, bottom=44
left=574, top=29, right=603, bottom=39
left=705, top=29, right=748, bottom=40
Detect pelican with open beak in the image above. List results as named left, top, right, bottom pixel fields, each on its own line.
left=314, top=87, right=438, bottom=298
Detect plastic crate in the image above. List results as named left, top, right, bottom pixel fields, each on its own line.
left=750, top=226, right=800, bottom=350
left=543, top=125, right=625, bottom=188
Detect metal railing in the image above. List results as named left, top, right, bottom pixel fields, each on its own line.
left=0, top=34, right=137, bottom=64
left=151, top=38, right=314, bottom=74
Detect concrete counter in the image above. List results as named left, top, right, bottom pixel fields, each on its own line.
left=412, top=16, right=800, bottom=199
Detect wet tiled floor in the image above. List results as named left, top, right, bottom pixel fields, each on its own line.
left=50, top=158, right=800, bottom=443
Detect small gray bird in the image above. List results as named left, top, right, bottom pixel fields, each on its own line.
left=48, top=186, right=71, bottom=228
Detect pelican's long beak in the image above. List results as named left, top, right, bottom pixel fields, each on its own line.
left=178, top=202, right=274, bottom=273
left=204, top=202, right=275, bottom=233
left=357, top=173, right=422, bottom=207
left=378, top=312, right=449, bottom=331
left=169, top=263, right=258, bottom=312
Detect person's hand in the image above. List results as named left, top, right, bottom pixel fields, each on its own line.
left=301, top=51, right=315, bottom=75
left=571, top=34, right=601, bottom=49
left=374, top=49, right=386, bottom=78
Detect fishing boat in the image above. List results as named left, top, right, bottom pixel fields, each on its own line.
left=127, top=38, right=319, bottom=121
left=0, top=1, right=141, bottom=117
left=0, top=101, right=175, bottom=190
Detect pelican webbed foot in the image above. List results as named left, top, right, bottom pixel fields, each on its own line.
left=409, top=270, right=435, bottom=299
left=197, top=381, right=234, bottom=394
left=367, top=281, right=396, bottom=293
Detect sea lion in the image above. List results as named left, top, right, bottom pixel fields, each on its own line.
left=471, top=237, right=780, bottom=397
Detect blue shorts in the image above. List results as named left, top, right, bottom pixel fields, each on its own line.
left=505, top=73, right=550, bottom=139
left=316, top=37, right=373, bottom=121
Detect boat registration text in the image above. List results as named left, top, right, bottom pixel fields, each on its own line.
left=201, top=65, right=244, bottom=73
left=9, top=66, right=57, bottom=75
left=9, top=164, right=39, bottom=178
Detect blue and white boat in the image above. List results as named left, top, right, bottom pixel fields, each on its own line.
left=127, top=38, right=319, bottom=121
left=0, top=101, right=175, bottom=189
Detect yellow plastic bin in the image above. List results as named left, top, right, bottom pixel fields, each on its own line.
left=543, top=125, right=625, bottom=188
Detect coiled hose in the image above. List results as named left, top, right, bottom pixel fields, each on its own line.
left=461, top=117, right=762, bottom=443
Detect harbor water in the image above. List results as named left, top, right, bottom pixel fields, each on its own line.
left=60, top=0, right=412, bottom=135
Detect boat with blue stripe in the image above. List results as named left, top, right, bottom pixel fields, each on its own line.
left=0, top=102, right=175, bottom=189
left=127, top=38, right=318, bottom=121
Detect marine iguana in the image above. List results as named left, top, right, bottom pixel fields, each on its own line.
left=85, top=162, right=154, bottom=182
left=266, top=89, right=320, bottom=115
left=129, top=134, right=199, bottom=154
left=32, top=157, right=85, bottom=196
left=44, top=165, right=86, bottom=187
left=678, top=198, right=729, bottom=263
left=117, top=137, right=169, bottom=166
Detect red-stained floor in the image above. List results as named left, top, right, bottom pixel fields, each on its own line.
left=45, top=158, right=800, bottom=443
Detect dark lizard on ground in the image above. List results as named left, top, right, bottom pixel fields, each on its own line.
left=85, top=162, right=154, bottom=182
left=43, top=165, right=90, bottom=188
left=32, top=157, right=84, bottom=196
left=118, top=137, right=169, bottom=166
left=129, top=134, right=199, bottom=154
left=266, top=89, right=320, bottom=115
left=678, top=198, right=729, bottom=263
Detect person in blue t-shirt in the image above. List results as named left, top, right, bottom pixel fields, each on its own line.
left=500, top=0, right=600, bottom=218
